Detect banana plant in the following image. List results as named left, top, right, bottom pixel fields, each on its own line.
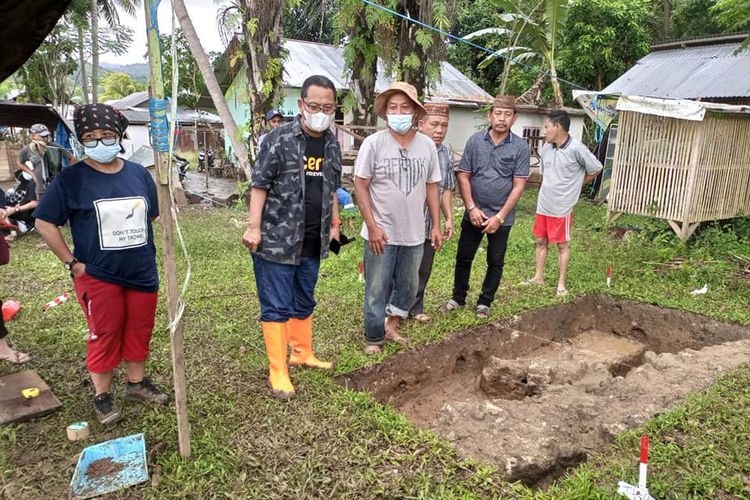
left=462, top=0, right=568, bottom=106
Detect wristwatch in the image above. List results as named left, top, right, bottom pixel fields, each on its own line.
left=64, top=258, right=79, bottom=271
left=495, top=213, right=505, bottom=224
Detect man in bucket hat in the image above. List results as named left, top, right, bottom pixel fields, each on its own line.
left=354, top=82, right=443, bottom=355
left=442, top=94, right=529, bottom=319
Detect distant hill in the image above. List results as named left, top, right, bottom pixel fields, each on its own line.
left=100, top=62, right=149, bottom=83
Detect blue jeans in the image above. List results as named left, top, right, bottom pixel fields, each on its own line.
left=364, top=244, right=423, bottom=344
left=252, top=254, right=320, bottom=322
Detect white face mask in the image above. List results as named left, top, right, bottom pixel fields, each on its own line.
left=303, top=109, right=334, bottom=133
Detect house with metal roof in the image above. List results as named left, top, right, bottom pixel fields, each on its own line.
left=103, top=92, right=224, bottom=156
left=217, top=37, right=585, bottom=163
left=603, top=33, right=750, bottom=105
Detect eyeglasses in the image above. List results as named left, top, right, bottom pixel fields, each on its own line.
left=303, top=101, right=335, bottom=114
left=81, top=136, right=119, bottom=148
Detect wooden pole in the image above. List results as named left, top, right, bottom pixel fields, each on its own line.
left=144, top=0, right=191, bottom=457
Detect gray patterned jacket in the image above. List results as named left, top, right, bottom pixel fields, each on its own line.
left=251, top=116, right=342, bottom=265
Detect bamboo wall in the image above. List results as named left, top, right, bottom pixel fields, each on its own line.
left=608, top=111, right=750, bottom=237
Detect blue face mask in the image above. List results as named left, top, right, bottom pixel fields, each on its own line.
left=84, top=142, right=121, bottom=163
left=387, top=114, right=414, bottom=135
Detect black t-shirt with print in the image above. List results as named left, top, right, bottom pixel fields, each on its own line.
left=301, top=133, right=325, bottom=257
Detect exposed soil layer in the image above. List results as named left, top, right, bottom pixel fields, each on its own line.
left=339, top=295, right=750, bottom=487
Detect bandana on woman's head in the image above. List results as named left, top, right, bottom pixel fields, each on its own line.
left=73, top=103, right=129, bottom=139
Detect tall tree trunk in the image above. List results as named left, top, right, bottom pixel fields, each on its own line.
left=397, top=0, right=428, bottom=97
left=77, top=24, right=91, bottom=104
left=662, top=0, right=670, bottom=38
left=172, top=0, right=251, bottom=178
left=239, top=0, right=286, bottom=166
left=90, top=0, right=99, bottom=103
left=348, top=9, right=378, bottom=147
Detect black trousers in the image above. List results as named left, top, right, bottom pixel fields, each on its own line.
left=409, top=240, right=436, bottom=316
left=451, top=215, right=511, bottom=308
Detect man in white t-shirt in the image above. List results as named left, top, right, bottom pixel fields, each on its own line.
left=354, top=82, right=443, bottom=355
left=525, top=109, right=602, bottom=296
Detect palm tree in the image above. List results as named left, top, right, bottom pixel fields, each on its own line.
left=173, top=0, right=251, bottom=177
left=67, top=0, right=140, bottom=103
left=217, top=0, right=291, bottom=165
left=91, top=0, right=141, bottom=103
left=463, top=0, right=568, bottom=106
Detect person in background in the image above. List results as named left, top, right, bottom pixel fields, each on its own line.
left=442, top=95, right=529, bottom=318
left=258, top=109, right=285, bottom=147
left=354, top=82, right=443, bottom=355
left=34, top=104, right=169, bottom=425
left=523, top=109, right=603, bottom=296
left=17, top=123, right=75, bottom=199
left=0, top=225, right=31, bottom=363
left=242, top=75, right=342, bottom=399
left=407, top=102, right=456, bottom=322
left=3, top=167, right=40, bottom=238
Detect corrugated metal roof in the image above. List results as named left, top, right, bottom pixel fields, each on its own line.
left=282, top=39, right=492, bottom=106
left=120, top=106, right=222, bottom=125
left=107, top=91, right=149, bottom=109
left=603, top=42, right=750, bottom=99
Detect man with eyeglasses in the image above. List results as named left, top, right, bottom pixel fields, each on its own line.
left=442, top=94, right=529, bottom=319
left=354, top=82, right=443, bottom=355
left=242, top=75, right=342, bottom=399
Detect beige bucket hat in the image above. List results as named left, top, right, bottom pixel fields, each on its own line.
left=374, top=81, right=426, bottom=120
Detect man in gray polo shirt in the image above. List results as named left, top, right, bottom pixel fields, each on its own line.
left=525, top=109, right=602, bottom=295
left=443, top=94, right=529, bottom=318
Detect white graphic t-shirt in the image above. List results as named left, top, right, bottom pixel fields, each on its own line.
left=355, top=130, right=442, bottom=246
left=94, top=196, right=149, bottom=249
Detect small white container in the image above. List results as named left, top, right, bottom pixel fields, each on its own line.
left=66, top=421, right=90, bottom=441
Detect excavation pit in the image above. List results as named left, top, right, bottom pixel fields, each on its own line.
left=339, top=295, right=750, bottom=487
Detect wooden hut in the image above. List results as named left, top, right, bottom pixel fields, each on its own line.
left=607, top=96, right=750, bottom=241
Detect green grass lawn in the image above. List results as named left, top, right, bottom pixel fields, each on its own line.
left=1, top=194, right=749, bottom=499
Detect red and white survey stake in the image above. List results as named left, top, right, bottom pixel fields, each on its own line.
left=617, top=436, right=655, bottom=500
left=43, top=292, right=71, bottom=311
left=358, top=261, right=365, bottom=282
left=607, top=265, right=613, bottom=288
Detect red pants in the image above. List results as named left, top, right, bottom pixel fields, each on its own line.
left=73, top=274, right=158, bottom=373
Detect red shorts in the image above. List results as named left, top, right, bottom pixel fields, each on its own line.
left=533, top=212, right=573, bottom=244
left=73, top=273, right=158, bottom=373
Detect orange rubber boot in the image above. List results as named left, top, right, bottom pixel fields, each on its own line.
left=288, top=317, right=333, bottom=370
left=262, top=321, right=295, bottom=399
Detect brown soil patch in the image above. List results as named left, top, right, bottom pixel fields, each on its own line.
left=86, top=457, right=125, bottom=480
left=339, top=295, right=750, bottom=487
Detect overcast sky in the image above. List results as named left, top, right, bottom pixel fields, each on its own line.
left=100, top=0, right=228, bottom=65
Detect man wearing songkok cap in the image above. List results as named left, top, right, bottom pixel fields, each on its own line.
left=405, top=101, right=456, bottom=322
left=442, top=94, right=529, bottom=319
left=354, top=82, right=443, bottom=355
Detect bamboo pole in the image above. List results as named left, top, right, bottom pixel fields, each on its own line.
left=145, top=0, right=191, bottom=458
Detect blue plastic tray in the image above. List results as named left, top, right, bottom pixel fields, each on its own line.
left=69, top=433, right=149, bottom=499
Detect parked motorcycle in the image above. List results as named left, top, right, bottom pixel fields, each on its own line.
left=197, top=148, right=215, bottom=173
